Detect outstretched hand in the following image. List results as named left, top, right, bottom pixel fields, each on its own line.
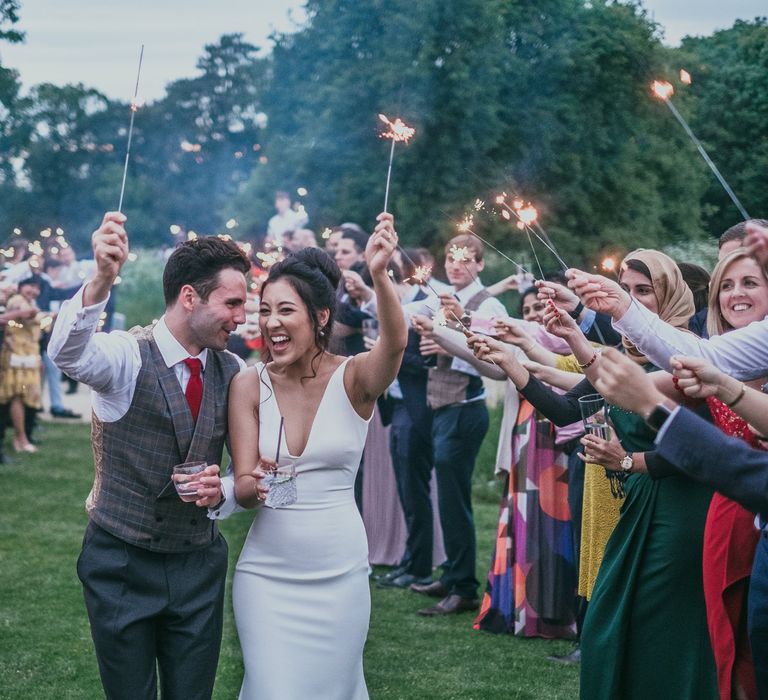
left=542, top=299, right=578, bottom=338
left=670, top=355, right=739, bottom=402
left=466, top=333, right=516, bottom=370
left=85, top=211, right=129, bottom=305
left=566, top=268, right=631, bottom=319
left=594, top=347, right=667, bottom=417
left=367, top=213, right=398, bottom=276
left=744, top=221, right=768, bottom=268
left=536, top=279, right=580, bottom=313
left=493, top=317, right=534, bottom=350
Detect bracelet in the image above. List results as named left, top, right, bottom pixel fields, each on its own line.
left=578, top=353, right=598, bottom=370
left=726, top=383, right=747, bottom=409
left=568, top=301, right=585, bottom=320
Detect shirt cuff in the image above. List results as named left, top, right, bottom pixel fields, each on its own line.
left=207, top=474, right=240, bottom=520
left=71, top=286, right=110, bottom=331
left=579, top=309, right=596, bottom=334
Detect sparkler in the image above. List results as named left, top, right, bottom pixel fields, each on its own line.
left=378, top=114, right=415, bottom=213
left=495, top=197, right=569, bottom=272
left=652, top=80, right=749, bottom=220
left=118, top=45, right=145, bottom=213
left=455, top=214, right=533, bottom=277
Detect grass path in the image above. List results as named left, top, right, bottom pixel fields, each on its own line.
left=0, top=422, right=579, bottom=699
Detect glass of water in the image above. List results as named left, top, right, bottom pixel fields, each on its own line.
left=577, top=394, right=611, bottom=439
left=172, top=461, right=207, bottom=502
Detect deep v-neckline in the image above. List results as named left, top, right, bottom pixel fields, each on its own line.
left=266, top=359, right=348, bottom=459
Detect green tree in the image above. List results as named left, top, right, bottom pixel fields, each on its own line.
left=675, top=18, right=768, bottom=235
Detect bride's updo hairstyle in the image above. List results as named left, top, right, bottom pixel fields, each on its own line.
left=261, top=247, right=342, bottom=355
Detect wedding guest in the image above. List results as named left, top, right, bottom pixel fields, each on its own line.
left=0, top=277, right=43, bottom=454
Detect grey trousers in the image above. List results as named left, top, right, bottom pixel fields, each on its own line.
left=77, top=521, right=228, bottom=700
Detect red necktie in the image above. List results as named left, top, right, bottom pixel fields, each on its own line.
left=183, top=358, right=203, bottom=422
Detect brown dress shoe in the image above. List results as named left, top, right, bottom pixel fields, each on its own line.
left=409, top=580, right=449, bottom=597
left=417, top=594, right=480, bottom=616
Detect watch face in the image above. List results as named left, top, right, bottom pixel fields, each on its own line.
left=646, top=404, right=673, bottom=432
left=621, top=456, right=633, bottom=471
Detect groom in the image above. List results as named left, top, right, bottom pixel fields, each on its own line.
left=49, top=211, right=250, bottom=700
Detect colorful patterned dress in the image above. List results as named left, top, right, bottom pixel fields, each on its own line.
left=474, top=398, right=577, bottom=639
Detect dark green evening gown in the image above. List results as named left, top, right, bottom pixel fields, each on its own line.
left=580, top=401, right=718, bottom=699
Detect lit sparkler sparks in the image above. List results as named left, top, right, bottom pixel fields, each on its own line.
left=496, top=198, right=568, bottom=271
left=321, top=227, right=332, bottom=240
left=679, top=69, right=692, bottom=85
left=378, top=114, right=416, bottom=213
left=448, top=245, right=473, bottom=263
left=651, top=78, right=749, bottom=219
left=453, top=213, right=532, bottom=276
left=256, top=251, right=282, bottom=268
left=410, top=265, right=432, bottom=285
left=118, top=45, right=145, bottom=213
left=378, top=114, right=416, bottom=143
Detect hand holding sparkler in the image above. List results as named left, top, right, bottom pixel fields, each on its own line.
left=466, top=333, right=521, bottom=376
left=342, top=269, right=373, bottom=303
left=367, top=212, right=399, bottom=277
left=744, top=221, right=768, bottom=268
left=85, top=212, right=130, bottom=306
left=542, top=299, right=579, bottom=340
left=493, top=318, right=536, bottom=353
left=438, top=293, right=464, bottom=323
left=535, top=279, right=582, bottom=316
left=566, top=269, right=631, bottom=320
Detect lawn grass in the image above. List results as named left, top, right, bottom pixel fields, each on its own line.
left=0, top=422, right=579, bottom=700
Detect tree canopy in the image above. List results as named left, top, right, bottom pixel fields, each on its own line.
left=1, top=2, right=765, bottom=269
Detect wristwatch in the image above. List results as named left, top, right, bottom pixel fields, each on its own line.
left=568, top=301, right=585, bottom=320
left=645, top=402, right=673, bottom=432
left=620, top=451, right=634, bottom=472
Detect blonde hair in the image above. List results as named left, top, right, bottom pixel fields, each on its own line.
left=707, top=248, right=768, bottom=337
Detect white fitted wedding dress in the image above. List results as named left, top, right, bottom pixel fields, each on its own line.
left=233, top=358, right=371, bottom=699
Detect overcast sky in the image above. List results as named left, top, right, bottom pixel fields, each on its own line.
left=0, top=0, right=765, bottom=101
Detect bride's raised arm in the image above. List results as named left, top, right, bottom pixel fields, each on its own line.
left=347, top=213, right=407, bottom=412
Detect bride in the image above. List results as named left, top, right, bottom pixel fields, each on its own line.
left=227, top=213, right=406, bottom=699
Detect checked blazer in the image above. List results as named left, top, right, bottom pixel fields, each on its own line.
left=87, top=325, right=240, bottom=553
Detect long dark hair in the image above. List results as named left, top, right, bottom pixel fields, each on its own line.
left=260, top=247, right=342, bottom=379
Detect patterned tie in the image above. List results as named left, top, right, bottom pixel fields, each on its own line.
left=183, top=358, right=203, bottom=422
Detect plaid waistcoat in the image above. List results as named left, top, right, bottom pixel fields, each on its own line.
left=426, top=289, right=490, bottom=410
left=87, top=326, right=240, bottom=553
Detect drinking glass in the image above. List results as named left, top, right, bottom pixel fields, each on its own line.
left=263, top=464, right=298, bottom=508
left=173, top=461, right=207, bottom=502
left=578, top=394, right=611, bottom=440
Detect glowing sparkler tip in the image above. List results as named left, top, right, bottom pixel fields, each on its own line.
left=652, top=80, right=674, bottom=100
left=449, top=245, right=472, bottom=263
left=495, top=194, right=506, bottom=205
left=378, top=114, right=416, bottom=143
left=457, top=214, right=474, bottom=232
left=321, top=227, right=332, bottom=240
left=411, top=265, right=433, bottom=285
left=601, top=257, right=617, bottom=272
left=512, top=199, right=524, bottom=210
left=518, top=205, right=538, bottom=225
left=679, top=69, right=692, bottom=85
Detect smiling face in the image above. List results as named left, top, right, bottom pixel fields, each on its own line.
left=521, top=291, right=546, bottom=324
left=717, top=256, right=768, bottom=330
left=619, top=267, right=659, bottom=315
left=259, top=278, right=330, bottom=365
left=186, top=268, right=248, bottom=351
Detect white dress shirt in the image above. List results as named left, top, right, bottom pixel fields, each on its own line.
left=613, top=298, right=768, bottom=381
left=48, top=285, right=246, bottom=520
left=402, top=278, right=508, bottom=379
